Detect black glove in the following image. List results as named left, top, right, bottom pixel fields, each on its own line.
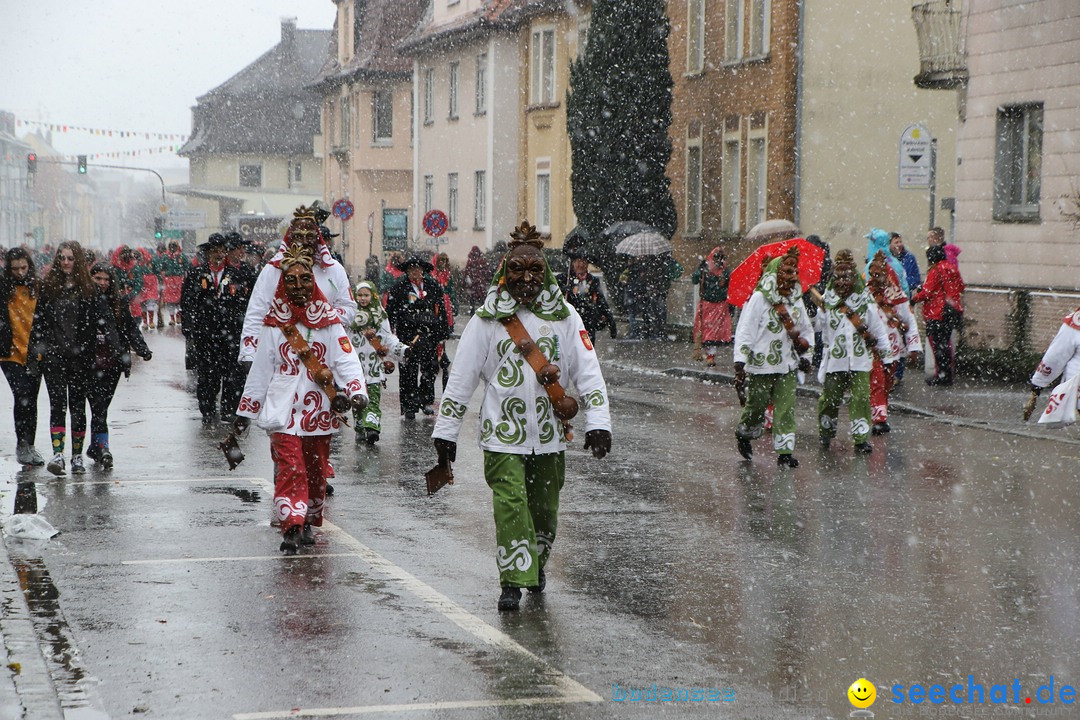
left=232, top=416, right=250, bottom=435
left=330, top=394, right=350, bottom=414
left=583, top=429, right=611, bottom=459
left=139, top=350, right=153, bottom=361
left=434, top=438, right=457, bottom=465
left=798, top=357, right=812, bottom=373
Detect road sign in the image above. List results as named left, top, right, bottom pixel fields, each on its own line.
left=161, top=230, right=184, bottom=239
left=423, top=209, right=449, bottom=237
left=166, top=209, right=207, bottom=230
left=899, top=124, right=933, bottom=189
left=332, top=199, right=355, bottom=221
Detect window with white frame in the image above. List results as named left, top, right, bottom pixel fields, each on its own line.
left=994, top=103, right=1043, bottom=222
left=373, top=89, right=393, bottom=143
left=423, top=68, right=434, bottom=124
left=748, top=0, right=770, bottom=56
left=685, top=134, right=703, bottom=236
left=448, top=173, right=459, bottom=229
left=535, top=161, right=551, bottom=232
left=475, top=53, right=487, bottom=114
left=474, top=170, right=486, bottom=229
left=292, top=161, right=302, bottom=184
left=746, top=132, right=768, bottom=228
left=424, top=175, right=434, bottom=213
left=448, top=61, right=460, bottom=119
left=724, top=0, right=745, bottom=62
left=339, top=96, right=351, bottom=147
left=530, top=27, right=556, bottom=105
left=722, top=119, right=742, bottom=233
left=687, top=0, right=705, bottom=74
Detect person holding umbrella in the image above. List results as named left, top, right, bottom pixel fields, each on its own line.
left=561, top=255, right=616, bottom=343
left=732, top=247, right=813, bottom=467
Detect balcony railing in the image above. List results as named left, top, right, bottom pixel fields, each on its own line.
left=912, top=0, right=968, bottom=89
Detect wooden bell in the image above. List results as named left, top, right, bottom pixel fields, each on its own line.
left=552, top=395, right=579, bottom=421
left=536, top=363, right=561, bottom=386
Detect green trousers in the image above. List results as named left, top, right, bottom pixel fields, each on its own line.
left=736, top=371, right=797, bottom=455
left=818, top=371, right=871, bottom=443
left=352, top=382, right=382, bottom=432
left=483, top=451, right=565, bottom=588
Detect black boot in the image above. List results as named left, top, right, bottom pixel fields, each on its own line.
left=498, top=586, right=522, bottom=612
left=300, top=523, right=317, bottom=546
left=737, top=436, right=753, bottom=460
left=527, top=569, right=546, bottom=594
left=366, top=429, right=380, bottom=445
left=325, top=483, right=334, bottom=496
left=280, top=526, right=301, bottom=555
left=871, top=422, right=891, bottom=435
left=854, top=442, right=874, bottom=454
left=777, top=454, right=799, bottom=468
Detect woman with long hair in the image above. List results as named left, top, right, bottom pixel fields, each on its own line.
left=30, top=241, right=116, bottom=475
left=0, top=247, right=45, bottom=465
left=86, top=262, right=152, bottom=468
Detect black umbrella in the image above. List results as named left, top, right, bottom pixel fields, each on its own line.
left=563, top=226, right=591, bottom=258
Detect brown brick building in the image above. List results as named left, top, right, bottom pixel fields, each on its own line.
left=667, top=0, right=800, bottom=279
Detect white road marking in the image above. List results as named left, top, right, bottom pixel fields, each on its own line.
left=121, top=552, right=361, bottom=565
left=115, top=474, right=601, bottom=716
left=68, top=476, right=267, bottom=486
left=233, top=692, right=602, bottom=719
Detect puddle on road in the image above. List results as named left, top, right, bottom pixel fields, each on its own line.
left=10, top=556, right=109, bottom=719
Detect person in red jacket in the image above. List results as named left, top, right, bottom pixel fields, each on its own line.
left=911, top=245, right=965, bottom=386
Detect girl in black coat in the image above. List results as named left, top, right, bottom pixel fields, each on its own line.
left=30, top=242, right=118, bottom=475
left=87, top=262, right=152, bottom=468
left=0, top=248, right=45, bottom=465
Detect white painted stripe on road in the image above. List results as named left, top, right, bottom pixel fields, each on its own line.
left=121, top=552, right=361, bottom=566
left=69, top=476, right=267, bottom=486
left=233, top=692, right=601, bottom=719
left=316, top=518, right=602, bottom=706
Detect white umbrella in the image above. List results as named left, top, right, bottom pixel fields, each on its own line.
left=615, top=231, right=673, bottom=256
left=744, top=219, right=799, bottom=243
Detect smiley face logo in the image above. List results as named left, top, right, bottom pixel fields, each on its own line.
left=847, top=678, right=876, bottom=709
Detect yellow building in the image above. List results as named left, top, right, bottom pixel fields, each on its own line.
left=517, top=4, right=591, bottom=251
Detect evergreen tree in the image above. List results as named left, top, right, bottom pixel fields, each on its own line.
left=568, top=0, right=677, bottom=244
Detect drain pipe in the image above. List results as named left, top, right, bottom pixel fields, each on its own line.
left=793, top=0, right=806, bottom=227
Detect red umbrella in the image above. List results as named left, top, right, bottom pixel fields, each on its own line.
left=727, top=237, right=826, bottom=307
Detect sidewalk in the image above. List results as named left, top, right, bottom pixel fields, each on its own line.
left=595, top=336, right=1080, bottom=446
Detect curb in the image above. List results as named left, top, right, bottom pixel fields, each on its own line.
left=627, top=363, right=1080, bottom=447
left=0, top=537, right=64, bottom=720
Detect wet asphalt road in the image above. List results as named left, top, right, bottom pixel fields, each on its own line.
left=1, top=329, right=1077, bottom=719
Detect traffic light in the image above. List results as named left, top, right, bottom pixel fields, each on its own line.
left=153, top=217, right=164, bottom=239
left=26, top=153, right=37, bottom=174
left=77, top=155, right=87, bottom=174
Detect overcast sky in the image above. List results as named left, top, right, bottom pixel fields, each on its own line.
left=1, top=0, right=336, bottom=172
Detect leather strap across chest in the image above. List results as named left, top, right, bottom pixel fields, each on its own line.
left=280, top=323, right=338, bottom=402
left=499, top=315, right=578, bottom=438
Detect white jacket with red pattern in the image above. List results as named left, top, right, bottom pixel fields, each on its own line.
left=237, top=322, right=367, bottom=435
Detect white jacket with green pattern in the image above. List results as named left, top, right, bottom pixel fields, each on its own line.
left=432, top=306, right=610, bottom=455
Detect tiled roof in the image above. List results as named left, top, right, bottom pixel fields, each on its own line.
left=397, top=0, right=566, bottom=55
left=312, top=0, right=427, bottom=88
left=179, top=25, right=332, bottom=156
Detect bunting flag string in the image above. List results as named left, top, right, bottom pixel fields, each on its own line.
left=14, top=116, right=188, bottom=143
